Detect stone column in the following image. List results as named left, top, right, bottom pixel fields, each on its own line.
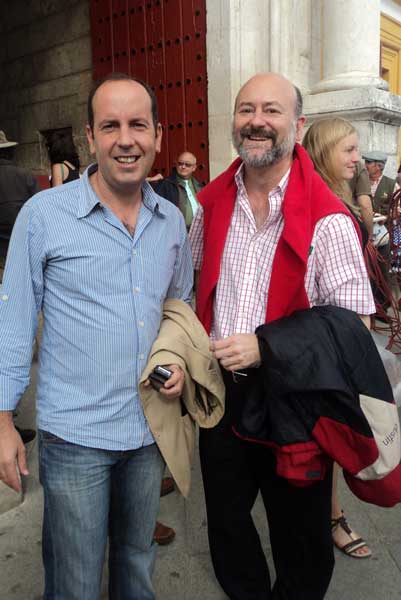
left=205, top=0, right=313, bottom=178
left=206, top=0, right=271, bottom=178
left=269, top=0, right=313, bottom=94
left=312, top=0, right=387, bottom=94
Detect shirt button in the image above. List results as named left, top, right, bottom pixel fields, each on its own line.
left=138, top=320, right=144, bottom=327
left=134, top=287, right=140, bottom=293
left=132, top=249, right=137, bottom=255
left=2, top=294, right=8, bottom=301
left=139, top=354, right=144, bottom=360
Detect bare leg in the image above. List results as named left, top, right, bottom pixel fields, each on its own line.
left=331, top=463, right=342, bottom=519
left=331, top=463, right=371, bottom=558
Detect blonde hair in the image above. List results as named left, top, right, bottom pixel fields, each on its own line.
left=302, top=117, right=359, bottom=215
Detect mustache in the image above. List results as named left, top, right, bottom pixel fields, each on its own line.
left=239, top=126, right=277, bottom=141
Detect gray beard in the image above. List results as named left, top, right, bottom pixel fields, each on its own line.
left=233, top=125, right=297, bottom=168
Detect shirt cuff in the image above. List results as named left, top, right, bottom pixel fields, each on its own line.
left=0, top=375, right=29, bottom=411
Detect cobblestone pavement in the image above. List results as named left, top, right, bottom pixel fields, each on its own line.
left=1, top=360, right=401, bottom=600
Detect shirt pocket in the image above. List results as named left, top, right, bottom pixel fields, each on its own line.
left=139, top=245, right=177, bottom=302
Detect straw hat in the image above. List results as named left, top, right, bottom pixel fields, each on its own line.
left=0, top=131, right=18, bottom=148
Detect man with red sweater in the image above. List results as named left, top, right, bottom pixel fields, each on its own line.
left=189, top=73, right=375, bottom=600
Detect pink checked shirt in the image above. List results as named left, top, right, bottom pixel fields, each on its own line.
left=189, top=164, right=375, bottom=340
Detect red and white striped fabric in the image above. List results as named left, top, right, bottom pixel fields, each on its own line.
left=189, top=164, right=375, bottom=339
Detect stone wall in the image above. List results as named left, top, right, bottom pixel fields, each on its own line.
left=205, top=0, right=401, bottom=179
left=205, top=0, right=322, bottom=179
left=0, top=0, right=93, bottom=176
left=304, top=87, right=401, bottom=177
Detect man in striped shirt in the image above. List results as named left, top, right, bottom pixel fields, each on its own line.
left=189, top=73, right=375, bottom=600
left=0, top=74, right=193, bottom=599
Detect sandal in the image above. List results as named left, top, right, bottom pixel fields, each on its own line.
left=331, top=511, right=372, bottom=559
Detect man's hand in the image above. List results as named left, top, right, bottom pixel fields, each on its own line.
left=146, top=174, right=163, bottom=182
left=211, top=334, right=261, bottom=371
left=0, top=415, right=29, bottom=493
left=144, top=365, right=185, bottom=399
left=158, top=364, right=185, bottom=399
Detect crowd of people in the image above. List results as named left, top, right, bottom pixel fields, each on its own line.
left=0, top=70, right=400, bottom=600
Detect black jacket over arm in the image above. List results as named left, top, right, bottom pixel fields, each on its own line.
left=235, top=306, right=401, bottom=507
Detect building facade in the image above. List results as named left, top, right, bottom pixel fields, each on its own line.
left=207, top=0, right=401, bottom=178
left=1, top=0, right=401, bottom=181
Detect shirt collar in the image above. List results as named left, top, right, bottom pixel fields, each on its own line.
left=235, top=163, right=291, bottom=206
left=76, top=164, right=167, bottom=219
left=142, top=180, right=168, bottom=216
left=234, top=162, right=290, bottom=196
left=233, top=162, right=291, bottom=227
left=177, top=174, right=191, bottom=187
left=371, top=174, right=383, bottom=185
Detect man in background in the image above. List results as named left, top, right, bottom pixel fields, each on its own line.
left=363, top=150, right=400, bottom=307
left=0, top=130, right=39, bottom=280
left=363, top=150, right=397, bottom=215
left=0, top=130, right=39, bottom=445
left=348, top=161, right=373, bottom=239
left=152, top=151, right=204, bottom=230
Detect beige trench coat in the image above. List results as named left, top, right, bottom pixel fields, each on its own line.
left=139, top=298, right=225, bottom=497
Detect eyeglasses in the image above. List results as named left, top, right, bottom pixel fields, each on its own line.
left=177, top=161, right=195, bottom=168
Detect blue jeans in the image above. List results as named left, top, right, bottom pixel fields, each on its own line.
left=38, top=430, right=165, bottom=600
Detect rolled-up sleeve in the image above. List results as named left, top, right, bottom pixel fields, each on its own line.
left=0, top=203, right=44, bottom=409
left=307, top=214, right=375, bottom=315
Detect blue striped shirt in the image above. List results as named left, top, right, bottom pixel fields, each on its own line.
left=0, top=165, right=193, bottom=450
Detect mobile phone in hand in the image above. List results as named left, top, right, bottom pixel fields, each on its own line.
left=148, top=365, right=173, bottom=391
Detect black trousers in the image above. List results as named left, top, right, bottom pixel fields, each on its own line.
left=200, top=371, right=334, bottom=600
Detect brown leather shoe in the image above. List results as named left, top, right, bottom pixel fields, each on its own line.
left=160, top=476, right=175, bottom=497
left=153, top=521, right=175, bottom=545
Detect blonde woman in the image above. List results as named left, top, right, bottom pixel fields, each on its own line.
left=303, top=117, right=372, bottom=559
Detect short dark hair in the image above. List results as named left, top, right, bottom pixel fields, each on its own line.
left=47, top=133, right=80, bottom=169
left=87, top=72, right=159, bottom=133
